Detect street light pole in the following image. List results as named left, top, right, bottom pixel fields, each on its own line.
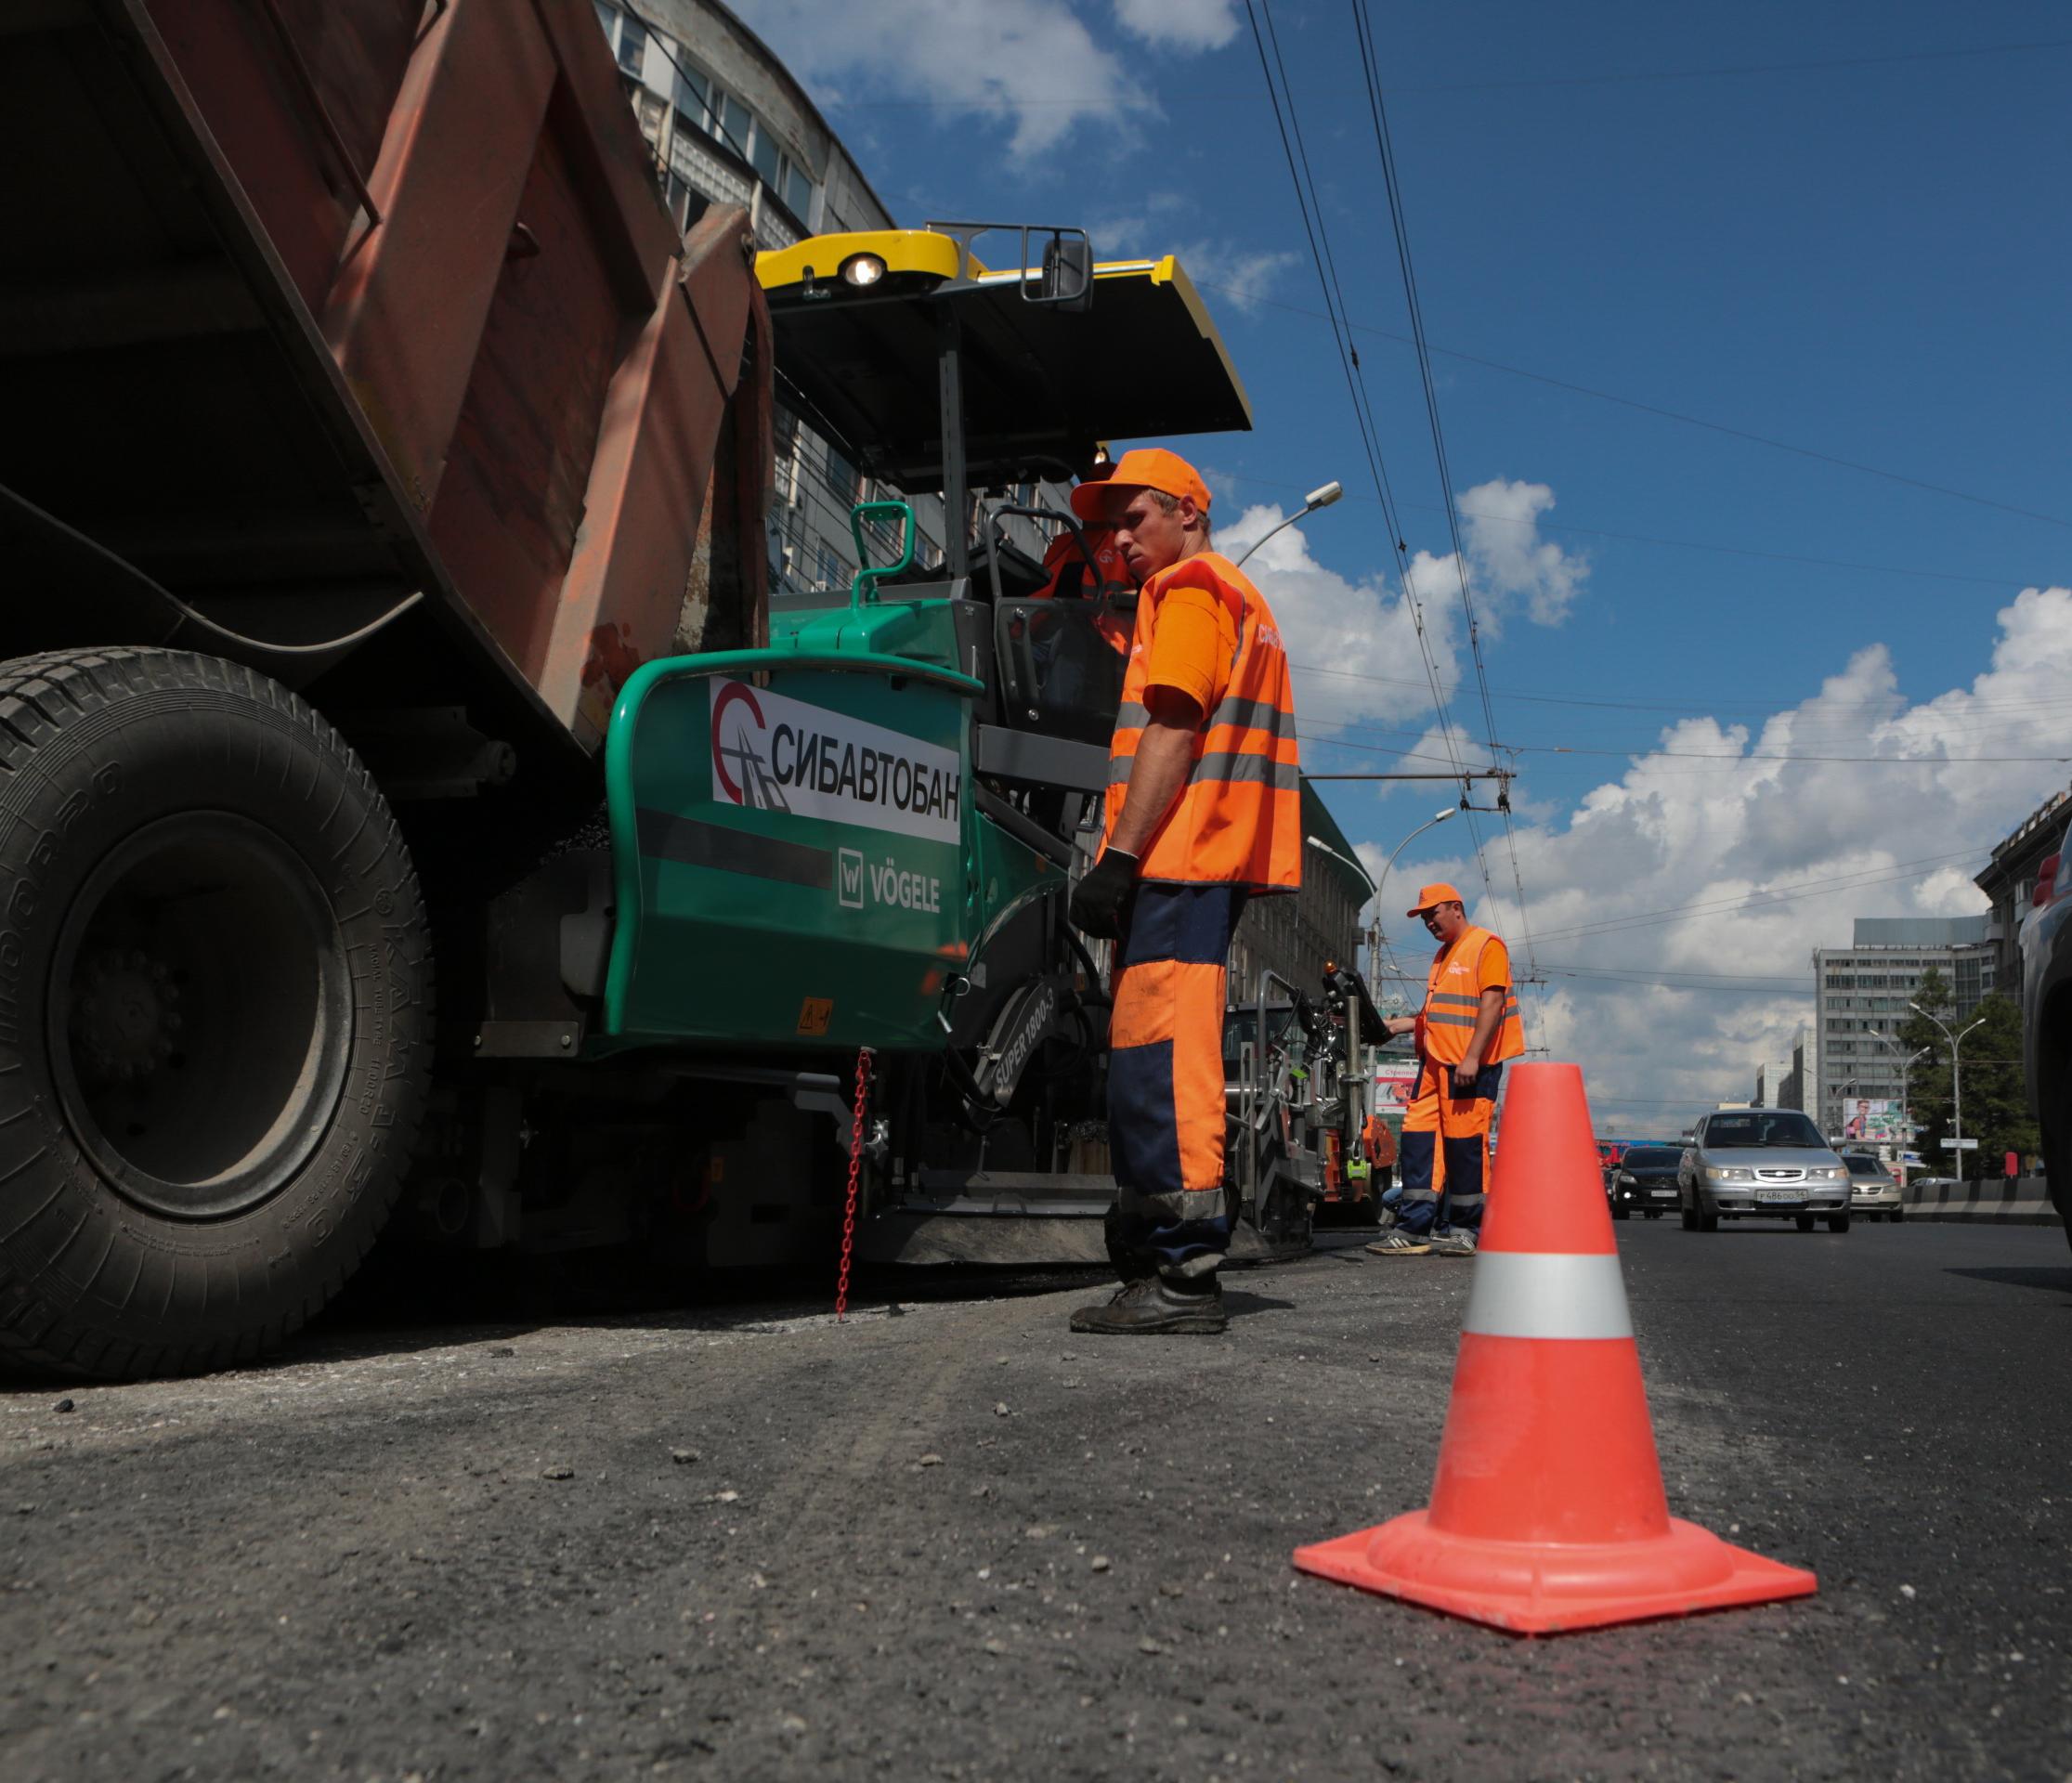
left=1909, top=1002, right=1987, bottom=1172
left=1870, top=1033, right=1931, bottom=1180
left=1234, top=480, right=1344, bottom=568
left=1369, top=806, right=1457, bottom=998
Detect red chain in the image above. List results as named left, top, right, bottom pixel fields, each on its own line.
left=835, top=1047, right=873, bottom=1321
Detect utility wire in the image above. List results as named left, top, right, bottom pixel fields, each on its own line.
left=1241, top=0, right=1500, bottom=947
left=1212, top=455, right=2055, bottom=592
left=1305, top=724, right=2072, bottom=770
left=1521, top=846, right=1992, bottom=943
left=809, top=36, right=2072, bottom=110
left=1349, top=0, right=1542, bottom=1039
left=1194, top=286, right=2072, bottom=533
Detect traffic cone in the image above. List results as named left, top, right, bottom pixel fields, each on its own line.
left=1295, top=1061, right=1817, bottom=1634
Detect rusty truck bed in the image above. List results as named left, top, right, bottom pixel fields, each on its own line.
left=1, top=0, right=769, bottom=752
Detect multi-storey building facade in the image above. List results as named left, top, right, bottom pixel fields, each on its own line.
left=1974, top=784, right=2070, bottom=995
left=1227, top=784, right=1371, bottom=1009
left=1753, top=1043, right=1805, bottom=1113
left=1812, top=917, right=1995, bottom=1138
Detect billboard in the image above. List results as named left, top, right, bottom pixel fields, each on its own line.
left=1838, top=1098, right=1904, bottom=1143
left=1374, top=1061, right=1421, bottom=1115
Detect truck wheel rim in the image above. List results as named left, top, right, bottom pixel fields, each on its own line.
left=48, top=813, right=356, bottom=1220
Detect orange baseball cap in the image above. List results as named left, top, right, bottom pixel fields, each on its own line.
left=1070, top=447, right=1212, bottom=523
left=1406, top=881, right=1466, bottom=918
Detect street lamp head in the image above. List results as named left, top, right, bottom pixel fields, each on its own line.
left=1432, top=806, right=1455, bottom=823
left=1304, top=480, right=1344, bottom=512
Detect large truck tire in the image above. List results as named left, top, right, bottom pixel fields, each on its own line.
left=0, top=649, right=434, bottom=1379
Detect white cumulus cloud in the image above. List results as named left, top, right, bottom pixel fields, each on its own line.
left=1214, top=476, right=1587, bottom=735
left=1113, top=0, right=1243, bottom=51
left=1370, top=587, right=2072, bottom=1134
left=729, top=0, right=1151, bottom=155
left=1167, top=240, right=1299, bottom=318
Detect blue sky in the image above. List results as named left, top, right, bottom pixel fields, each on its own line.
left=733, top=0, right=2072, bottom=1128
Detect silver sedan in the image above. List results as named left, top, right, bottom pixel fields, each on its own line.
left=1679, top=1108, right=1853, bottom=1233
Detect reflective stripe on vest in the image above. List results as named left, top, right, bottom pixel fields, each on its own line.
left=1101, top=552, right=1302, bottom=889
left=1419, top=927, right=1526, bottom=1065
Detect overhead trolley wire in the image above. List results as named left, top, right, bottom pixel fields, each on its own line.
left=1206, top=441, right=2057, bottom=592
left=812, top=35, right=2072, bottom=112
left=1191, top=286, right=2072, bottom=539
left=1520, top=845, right=1992, bottom=943
left=1241, top=0, right=1505, bottom=944
left=1348, top=0, right=1542, bottom=1041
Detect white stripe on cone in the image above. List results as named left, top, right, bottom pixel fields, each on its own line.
left=1461, top=1252, right=1634, bottom=1341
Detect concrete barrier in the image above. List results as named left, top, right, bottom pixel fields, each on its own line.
left=1902, top=1176, right=2062, bottom=1226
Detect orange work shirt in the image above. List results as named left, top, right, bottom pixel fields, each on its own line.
left=1416, top=925, right=1524, bottom=1068
left=1101, top=550, right=1301, bottom=890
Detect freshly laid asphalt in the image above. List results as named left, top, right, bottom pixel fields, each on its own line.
left=2, top=1217, right=2068, bottom=1781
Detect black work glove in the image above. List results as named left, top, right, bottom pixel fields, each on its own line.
left=1070, top=848, right=1140, bottom=940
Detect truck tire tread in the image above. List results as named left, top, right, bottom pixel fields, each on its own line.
left=0, top=647, right=435, bottom=1379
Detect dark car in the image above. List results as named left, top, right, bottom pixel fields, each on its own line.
left=2019, top=819, right=2072, bottom=1255
left=1608, top=1145, right=1684, bottom=1219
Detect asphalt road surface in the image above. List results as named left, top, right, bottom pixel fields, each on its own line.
left=3, top=1219, right=2068, bottom=1782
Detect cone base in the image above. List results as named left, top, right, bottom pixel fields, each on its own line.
left=1293, top=1510, right=1817, bottom=1635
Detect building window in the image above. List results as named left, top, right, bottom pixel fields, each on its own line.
left=617, top=12, right=645, bottom=76
left=749, top=122, right=783, bottom=195
left=594, top=1, right=617, bottom=40
left=782, top=157, right=814, bottom=221
left=824, top=439, right=861, bottom=504
left=673, top=62, right=707, bottom=129
left=717, top=91, right=752, bottom=160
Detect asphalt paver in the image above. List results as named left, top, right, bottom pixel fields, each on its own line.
left=2, top=1220, right=2068, bottom=1780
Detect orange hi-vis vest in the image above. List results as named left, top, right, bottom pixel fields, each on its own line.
left=1417, top=926, right=1525, bottom=1068
left=1101, top=551, right=1301, bottom=890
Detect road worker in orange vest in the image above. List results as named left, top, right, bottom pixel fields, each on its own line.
left=1366, top=883, right=1524, bottom=1258
left=1065, top=448, right=1302, bottom=1334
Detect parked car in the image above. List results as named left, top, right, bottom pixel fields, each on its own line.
left=1608, top=1145, right=1684, bottom=1219
left=1841, top=1152, right=1903, bottom=1221
left=1677, top=1108, right=1852, bottom=1232
left=2018, top=819, right=2072, bottom=1256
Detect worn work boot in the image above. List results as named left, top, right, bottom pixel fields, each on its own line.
left=1069, top=1275, right=1228, bottom=1334
left=1365, top=1230, right=1430, bottom=1256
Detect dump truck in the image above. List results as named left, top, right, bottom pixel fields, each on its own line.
left=1, top=0, right=1283, bottom=1379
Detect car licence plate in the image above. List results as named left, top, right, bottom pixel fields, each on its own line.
left=1755, top=1189, right=1803, bottom=1204
left=1650, top=1188, right=1675, bottom=1197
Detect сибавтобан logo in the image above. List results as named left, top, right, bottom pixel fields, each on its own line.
left=709, top=679, right=959, bottom=845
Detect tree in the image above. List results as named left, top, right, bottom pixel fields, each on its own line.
left=1899, top=991, right=2037, bottom=1180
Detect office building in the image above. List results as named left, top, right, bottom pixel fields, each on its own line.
left=1754, top=1022, right=1808, bottom=1113
left=1812, top=917, right=1994, bottom=1137
left=1228, top=784, right=1370, bottom=1008
left=1974, top=784, right=2070, bottom=994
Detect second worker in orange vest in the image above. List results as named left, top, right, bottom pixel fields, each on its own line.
left=1365, top=882, right=1524, bottom=1259
left=1065, top=449, right=1302, bottom=1334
